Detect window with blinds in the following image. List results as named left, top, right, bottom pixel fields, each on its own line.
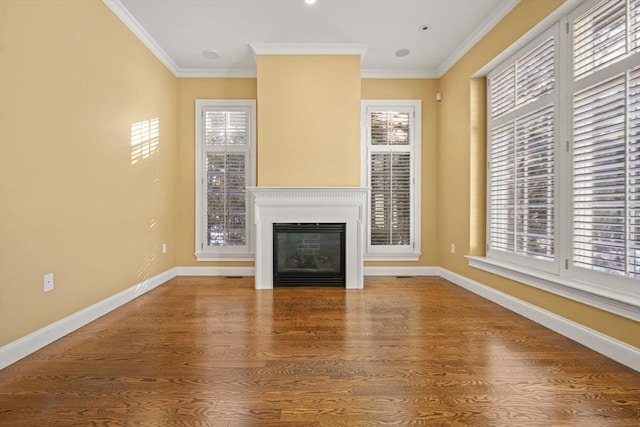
left=571, top=0, right=640, bottom=279
left=485, top=0, right=639, bottom=304
left=487, top=31, right=557, bottom=269
left=195, top=100, right=255, bottom=260
left=362, top=101, right=421, bottom=260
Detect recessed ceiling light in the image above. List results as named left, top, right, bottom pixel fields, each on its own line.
left=395, top=49, right=410, bottom=58
left=305, top=0, right=316, bottom=4
left=418, top=24, right=430, bottom=32
left=202, top=49, right=220, bottom=59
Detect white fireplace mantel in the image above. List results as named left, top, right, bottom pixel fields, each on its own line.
left=248, top=187, right=368, bottom=290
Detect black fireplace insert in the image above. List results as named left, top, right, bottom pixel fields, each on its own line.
left=273, top=223, right=346, bottom=287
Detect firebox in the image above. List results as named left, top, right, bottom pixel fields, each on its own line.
left=273, top=223, right=346, bottom=287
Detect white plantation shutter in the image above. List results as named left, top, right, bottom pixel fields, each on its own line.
left=572, top=75, right=626, bottom=274
left=632, top=0, right=640, bottom=51
left=569, top=0, right=640, bottom=282
left=515, top=106, right=555, bottom=260
left=489, top=122, right=516, bottom=253
left=630, top=67, right=640, bottom=277
left=490, top=65, right=515, bottom=119
left=489, top=107, right=555, bottom=261
left=195, top=100, right=255, bottom=260
left=206, top=152, right=247, bottom=246
left=572, top=67, right=640, bottom=277
left=363, top=102, right=420, bottom=259
left=573, top=0, right=629, bottom=80
left=516, top=38, right=556, bottom=107
left=370, top=152, right=411, bottom=246
left=371, top=111, right=411, bottom=145
left=203, top=109, right=249, bottom=248
left=205, top=111, right=248, bottom=146
left=488, top=30, right=556, bottom=268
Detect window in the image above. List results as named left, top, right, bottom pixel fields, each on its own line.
left=194, top=100, right=256, bottom=261
left=482, top=0, right=639, bottom=318
left=361, top=100, right=421, bottom=260
left=487, top=29, right=559, bottom=274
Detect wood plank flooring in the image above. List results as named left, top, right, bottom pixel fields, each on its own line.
left=0, top=276, right=638, bottom=426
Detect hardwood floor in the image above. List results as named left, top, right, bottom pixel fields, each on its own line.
left=1, top=276, right=638, bottom=426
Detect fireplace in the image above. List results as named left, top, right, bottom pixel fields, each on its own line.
left=248, top=187, right=367, bottom=290
left=273, top=223, right=346, bottom=287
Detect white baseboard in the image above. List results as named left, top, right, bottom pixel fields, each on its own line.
left=439, top=267, right=640, bottom=372
left=0, top=267, right=179, bottom=370
left=3, top=265, right=637, bottom=373
left=177, top=266, right=440, bottom=278
left=364, top=266, right=440, bottom=276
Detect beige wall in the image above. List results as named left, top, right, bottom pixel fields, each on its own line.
left=0, top=0, right=177, bottom=345
left=256, top=55, right=361, bottom=186
left=438, top=0, right=640, bottom=347
left=361, top=79, right=439, bottom=267
left=1, top=0, right=636, bottom=353
left=175, top=78, right=257, bottom=267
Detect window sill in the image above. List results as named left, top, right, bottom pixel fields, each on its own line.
left=466, top=256, right=640, bottom=321
left=195, top=252, right=255, bottom=262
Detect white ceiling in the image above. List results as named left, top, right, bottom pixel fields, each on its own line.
left=107, top=0, right=520, bottom=78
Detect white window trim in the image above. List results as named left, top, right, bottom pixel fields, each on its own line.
left=468, top=255, right=640, bottom=321
left=361, top=100, right=422, bottom=261
left=194, top=99, right=256, bottom=261
left=474, top=0, right=640, bottom=321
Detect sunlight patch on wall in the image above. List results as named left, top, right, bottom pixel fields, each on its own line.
left=131, top=118, right=160, bottom=165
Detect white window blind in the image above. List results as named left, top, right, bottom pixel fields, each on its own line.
left=571, top=0, right=640, bottom=282
left=362, top=101, right=421, bottom=260
left=632, top=0, right=640, bottom=51
left=489, top=122, right=515, bottom=253
left=516, top=38, right=556, bottom=107
left=515, top=106, right=555, bottom=260
left=370, top=152, right=411, bottom=246
left=195, top=100, right=255, bottom=261
left=488, top=31, right=557, bottom=270
left=573, top=0, right=635, bottom=80
left=572, top=67, right=640, bottom=277
left=205, top=151, right=247, bottom=247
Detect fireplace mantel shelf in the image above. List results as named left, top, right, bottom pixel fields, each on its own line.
left=248, top=187, right=368, bottom=290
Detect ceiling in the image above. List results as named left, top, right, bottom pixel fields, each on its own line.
left=107, top=0, right=520, bottom=78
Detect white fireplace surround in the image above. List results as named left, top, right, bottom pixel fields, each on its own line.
left=248, top=187, right=368, bottom=290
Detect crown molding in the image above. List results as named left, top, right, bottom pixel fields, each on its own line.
left=474, top=0, right=584, bottom=77
left=361, top=69, right=439, bottom=79
left=177, top=68, right=258, bottom=78
left=437, top=0, right=520, bottom=76
left=249, top=43, right=368, bottom=57
left=179, top=68, right=438, bottom=79
left=103, top=0, right=180, bottom=75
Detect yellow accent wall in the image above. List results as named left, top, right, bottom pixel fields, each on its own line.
left=361, top=79, right=439, bottom=267
left=438, top=0, right=640, bottom=347
left=175, top=78, right=257, bottom=267
left=256, top=55, right=361, bottom=186
left=0, top=0, right=177, bottom=345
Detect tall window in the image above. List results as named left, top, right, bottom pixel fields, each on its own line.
left=362, top=100, right=421, bottom=260
left=486, top=0, right=639, bottom=312
left=488, top=30, right=558, bottom=273
left=571, top=0, right=640, bottom=281
left=195, top=100, right=256, bottom=261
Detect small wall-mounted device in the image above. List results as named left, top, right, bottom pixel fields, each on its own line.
left=435, top=92, right=442, bottom=102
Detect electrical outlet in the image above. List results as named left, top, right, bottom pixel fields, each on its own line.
left=43, top=273, right=54, bottom=292
left=450, top=243, right=456, bottom=254
left=162, top=243, right=167, bottom=254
